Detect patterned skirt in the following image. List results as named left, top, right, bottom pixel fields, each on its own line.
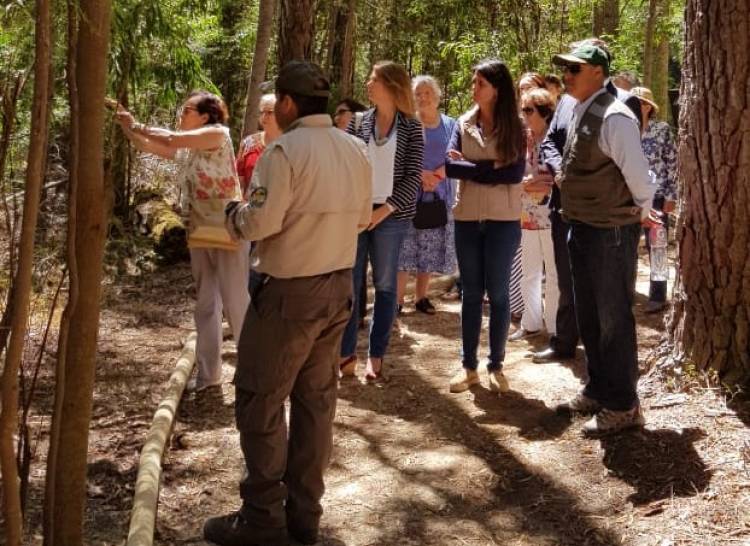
left=398, top=217, right=457, bottom=274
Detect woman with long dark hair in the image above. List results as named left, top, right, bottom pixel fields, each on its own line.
left=445, top=59, right=526, bottom=394
left=116, top=91, right=249, bottom=392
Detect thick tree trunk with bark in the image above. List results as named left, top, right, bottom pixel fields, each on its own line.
left=592, top=0, right=619, bottom=37
left=0, top=1, right=51, bottom=544
left=278, top=0, right=317, bottom=66
left=242, top=0, right=276, bottom=138
left=43, top=1, right=112, bottom=543
left=670, top=0, right=750, bottom=384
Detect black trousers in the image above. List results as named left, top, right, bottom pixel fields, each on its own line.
left=548, top=210, right=579, bottom=356
left=569, top=223, right=641, bottom=411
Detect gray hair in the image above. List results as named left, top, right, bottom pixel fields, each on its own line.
left=412, top=75, right=442, bottom=100
left=259, top=93, right=276, bottom=111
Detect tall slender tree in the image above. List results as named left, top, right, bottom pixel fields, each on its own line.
left=241, top=0, right=276, bottom=139
left=43, top=0, right=113, bottom=543
left=0, top=0, right=51, bottom=544
left=670, top=0, right=749, bottom=383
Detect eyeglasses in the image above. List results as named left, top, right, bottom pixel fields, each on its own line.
left=334, top=108, right=352, bottom=117
left=179, top=104, right=198, bottom=117
left=521, top=106, right=536, bottom=115
left=561, top=64, right=582, bottom=75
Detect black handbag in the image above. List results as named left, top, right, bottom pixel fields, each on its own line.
left=412, top=192, right=448, bottom=230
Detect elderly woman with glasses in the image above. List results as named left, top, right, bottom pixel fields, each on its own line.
left=115, top=91, right=249, bottom=392
left=396, top=75, right=457, bottom=315
left=509, top=88, right=559, bottom=342
left=236, top=94, right=281, bottom=196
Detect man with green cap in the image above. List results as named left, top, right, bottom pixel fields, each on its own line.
left=550, top=43, right=658, bottom=434
left=204, top=61, right=372, bottom=546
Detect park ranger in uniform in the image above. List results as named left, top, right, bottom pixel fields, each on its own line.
left=203, top=61, right=372, bottom=546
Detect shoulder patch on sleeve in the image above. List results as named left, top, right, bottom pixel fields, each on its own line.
left=248, top=186, right=267, bottom=208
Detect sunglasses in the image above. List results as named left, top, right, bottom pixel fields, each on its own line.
left=334, top=108, right=352, bottom=117
left=260, top=109, right=275, bottom=116
left=521, top=106, right=536, bottom=115
left=561, top=64, right=582, bottom=75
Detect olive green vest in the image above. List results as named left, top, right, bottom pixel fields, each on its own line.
left=560, top=92, right=641, bottom=227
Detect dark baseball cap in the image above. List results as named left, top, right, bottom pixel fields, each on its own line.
left=553, top=44, right=610, bottom=72
left=274, top=61, right=330, bottom=98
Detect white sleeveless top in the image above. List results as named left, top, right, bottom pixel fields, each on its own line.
left=368, top=128, right=397, bottom=204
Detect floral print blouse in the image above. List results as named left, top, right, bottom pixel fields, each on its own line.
left=641, top=119, right=678, bottom=202
left=521, top=139, right=552, bottom=230
left=176, top=125, right=242, bottom=232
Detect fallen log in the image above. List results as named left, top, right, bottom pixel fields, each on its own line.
left=134, top=193, right=188, bottom=263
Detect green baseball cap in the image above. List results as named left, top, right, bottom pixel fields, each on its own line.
left=553, top=44, right=610, bottom=73
left=274, top=61, right=330, bottom=98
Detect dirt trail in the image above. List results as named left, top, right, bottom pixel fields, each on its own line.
left=36, top=256, right=748, bottom=546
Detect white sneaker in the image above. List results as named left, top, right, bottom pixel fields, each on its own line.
left=508, top=328, right=541, bottom=342
left=582, top=406, right=645, bottom=435
left=186, top=378, right=222, bottom=393
left=449, top=369, right=480, bottom=393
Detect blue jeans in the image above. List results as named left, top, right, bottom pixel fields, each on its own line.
left=341, top=216, right=409, bottom=358
left=455, top=220, right=521, bottom=371
left=568, top=222, right=640, bottom=411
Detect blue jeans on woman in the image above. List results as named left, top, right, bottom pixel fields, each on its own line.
left=455, top=220, right=521, bottom=371
left=341, top=216, right=409, bottom=359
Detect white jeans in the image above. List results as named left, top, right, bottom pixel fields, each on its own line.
left=190, top=243, right=250, bottom=387
left=520, top=229, right=559, bottom=335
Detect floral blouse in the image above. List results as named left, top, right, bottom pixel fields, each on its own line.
left=520, top=139, right=552, bottom=230
left=641, top=119, right=678, bottom=202
left=176, top=125, right=242, bottom=232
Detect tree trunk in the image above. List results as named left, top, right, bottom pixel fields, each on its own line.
left=278, top=0, right=317, bottom=66
left=642, top=0, right=658, bottom=87
left=670, top=0, right=750, bottom=384
left=338, top=0, right=357, bottom=98
left=0, top=1, right=51, bottom=544
left=592, top=0, right=619, bottom=37
left=241, top=0, right=276, bottom=139
left=43, top=1, right=78, bottom=541
left=0, top=74, right=27, bottom=362
left=43, top=0, right=112, bottom=543
left=651, top=30, right=671, bottom=124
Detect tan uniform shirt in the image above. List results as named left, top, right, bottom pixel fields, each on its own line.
left=230, top=114, right=372, bottom=278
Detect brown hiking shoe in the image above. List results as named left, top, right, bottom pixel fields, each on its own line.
left=555, top=393, right=602, bottom=414
left=449, top=369, right=480, bottom=393
left=582, top=406, right=645, bottom=435
left=488, top=370, right=510, bottom=393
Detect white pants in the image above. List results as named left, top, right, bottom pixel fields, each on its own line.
left=520, top=229, right=559, bottom=335
left=190, top=243, right=250, bottom=387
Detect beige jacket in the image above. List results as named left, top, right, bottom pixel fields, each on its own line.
left=231, top=114, right=372, bottom=278
left=452, top=107, right=522, bottom=222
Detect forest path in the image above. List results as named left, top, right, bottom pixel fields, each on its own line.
left=77, top=256, right=750, bottom=546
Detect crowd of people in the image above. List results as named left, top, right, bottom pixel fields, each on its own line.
left=114, top=37, right=678, bottom=546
